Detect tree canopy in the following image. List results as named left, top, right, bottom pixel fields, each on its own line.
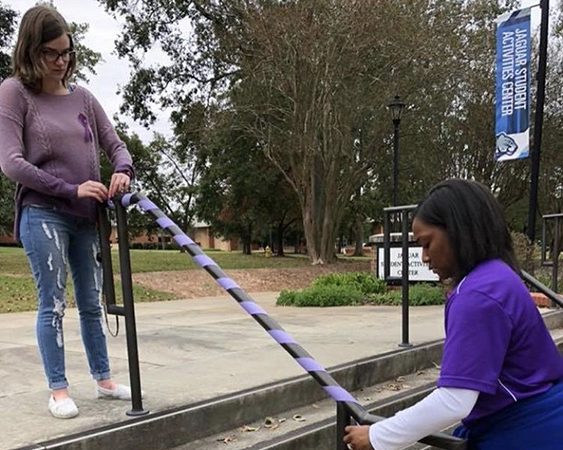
left=98, top=0, right=563, bottom=263
left=3, top=0, right=562, bottom=260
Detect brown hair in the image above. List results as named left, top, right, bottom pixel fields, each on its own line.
left=12, top=5, right=76, bottom=93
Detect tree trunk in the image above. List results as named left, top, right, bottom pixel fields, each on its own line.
left=242, top=223, right=252, bottom=255
left=302, top=206, right=321, bottom=263
left=353, top=214, right=364, bottom=256
left=301, top=186, right=339, bottom=264
left=294, top=234, right=300, bottom=254
left=276, top=224, right=285, bottom=257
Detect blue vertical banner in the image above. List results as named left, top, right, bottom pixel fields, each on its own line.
left=495, top=8, right=531, bottom=161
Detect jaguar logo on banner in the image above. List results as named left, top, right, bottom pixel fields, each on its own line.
left=495, top=8, right=531, bottom=161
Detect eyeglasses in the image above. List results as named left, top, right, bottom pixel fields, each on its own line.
left=41, top=48, right=75, bottom=63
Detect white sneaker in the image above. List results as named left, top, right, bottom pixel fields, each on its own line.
left=48, top=396, right=79, bottom=419
left=96, top=383, right=137, bottom=400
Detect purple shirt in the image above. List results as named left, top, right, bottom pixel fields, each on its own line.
left=437, top=259, right=563, bottom=426
left=0, top=77, right=134, bottom=239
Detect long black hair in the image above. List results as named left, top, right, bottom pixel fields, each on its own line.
left=414, top=179, right=519, bottom=283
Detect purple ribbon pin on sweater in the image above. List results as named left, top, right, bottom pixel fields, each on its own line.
left=78, top=113, right=93, bottom=142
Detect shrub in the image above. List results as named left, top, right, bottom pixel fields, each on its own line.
left=277, top=270, right=444, bottom=307
left=368, top=283, right=444, bottom=306
left=312, top=272, right=386, bottom=295
left=408, top=283, right=445, bottom=305
left=277, top=285, right=364, bottom=307
left=511, top=231, right=538, bottom=273
left=368, top=290, right=401, bottom=306
left=532, top=274, right=553, bottom=290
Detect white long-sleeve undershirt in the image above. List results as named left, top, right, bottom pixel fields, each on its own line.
left=369, top=387, right=479, bottom=450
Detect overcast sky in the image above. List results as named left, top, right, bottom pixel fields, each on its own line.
left=4, top=0, right=547, bottom=144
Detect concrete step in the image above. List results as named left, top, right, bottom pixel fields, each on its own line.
left=171, top=369, right=440, bottom=450
left=174, top=330, right=563, bottom=450
left=17, top=311, right=563, bottom=450
left=16, top=339, right=445, bottom=450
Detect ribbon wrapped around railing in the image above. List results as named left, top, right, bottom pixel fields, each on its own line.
left=118, top=192, right=468, bottom=448
left=121, top=192, right=363, bottom=414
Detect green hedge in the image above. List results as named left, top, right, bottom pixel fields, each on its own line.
left=369, top=283, right=445, bottom=306
left=276, top=271, right=444, bottom=307
left=311, top=271, right=386, bottom=294
left=277, top=284, right=364, bottom=307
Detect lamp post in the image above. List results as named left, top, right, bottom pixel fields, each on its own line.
left=387, top=95, right=405, bottom=206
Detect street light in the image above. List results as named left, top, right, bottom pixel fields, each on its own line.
left=387, top=95, right=405, bottom=206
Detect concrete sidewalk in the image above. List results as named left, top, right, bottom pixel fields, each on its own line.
left=0, top=293, right=451, bottom=449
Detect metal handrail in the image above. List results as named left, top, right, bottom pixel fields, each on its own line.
left=117, top=192, right=466, bottom=449
left=521, top=270, right=563, bottom=308
left=337, top=402, right=467, bottom=449
left=97, top=203, right=149, bottom=417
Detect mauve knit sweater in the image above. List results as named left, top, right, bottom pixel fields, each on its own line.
left=0, top=77, right=134, bottom=239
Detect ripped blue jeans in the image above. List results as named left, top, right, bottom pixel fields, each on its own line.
left=20, top=206, right=111, bottom=390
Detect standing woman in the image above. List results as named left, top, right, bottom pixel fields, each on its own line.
left=0, top=5, right=135, bottom=419
left=343, top=179, right=563, bottom=450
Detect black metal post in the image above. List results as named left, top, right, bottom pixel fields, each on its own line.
left=542, top=217, right=548, bottom=264
left=384, top=212, right=391, bottom=281
left=114, top=201, right=149, bottom=416
left=336, top=402, right=353, bottom=450
left=527, top=0, right=550, bottom=242
left=97, top=206, right=124, bottom=316
left=553, top=216, right=559, bottom=296
left=399, top=209, right=411, bottom=347
left=97, top=206, right=115, bottom=305
left=392, top=120, right=400, bottom=206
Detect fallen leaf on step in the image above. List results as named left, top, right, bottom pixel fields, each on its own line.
left=264, top=417, right=277, bottom=428
left=312, top=403, right=320, bottom=409
left=279, top=418, right=287, bottom=423
left=241, top=425, right=260, bottom=432
left=396, top=376, right=406, bottom=382
left=292, top=414, right=306, bottom=422
left=216, top=435, right=236, bottom=443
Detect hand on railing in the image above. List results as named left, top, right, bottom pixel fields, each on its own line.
left=343, top=425, right=371, bottom=450
left=341, top=408, right=467, bottom=450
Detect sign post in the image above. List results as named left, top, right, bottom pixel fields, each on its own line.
left=527, top=0, right=550, bottom=242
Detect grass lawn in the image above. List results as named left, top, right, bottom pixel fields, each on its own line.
left=0, top=273, right=175, bottom=313
left=0, top=246, right=369, bottom=313
left=0, top=246, right=314, bottom=275
left=124, top=248, right=314, bottom=272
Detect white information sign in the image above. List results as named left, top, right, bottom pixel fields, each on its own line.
left=377, top=246, right=439, bottom=281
